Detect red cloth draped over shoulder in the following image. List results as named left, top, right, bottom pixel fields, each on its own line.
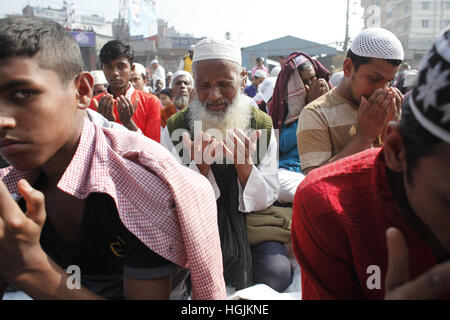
left=268, top=52, right=332, bottom=130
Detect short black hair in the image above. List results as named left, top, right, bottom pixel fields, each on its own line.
left=347, top=49, right=402, bottom=72
left=399, top=98, right=443, bottom=182
left=0, top=16, right=83, bottom=85
left=100, top=40, right=134, bottom=65
left=159, top=88, right=173, bottom=99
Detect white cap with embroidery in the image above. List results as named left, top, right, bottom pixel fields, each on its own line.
left=193, top=38, right=242, bottom=65
left=90, top=70, right=107, bottom=86
left=133, top=63, right=147, bottom=76
left=350, top=28, right=404, bottom=61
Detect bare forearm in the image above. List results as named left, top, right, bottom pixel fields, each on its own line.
left=235, top=164, right=253, bottom=189
left=8, top=258, right=103, bottom=300
left=323, top=134, right=373, bottom=165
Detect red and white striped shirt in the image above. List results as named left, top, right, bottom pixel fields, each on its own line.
left=0, top=118, right=226, bottom=300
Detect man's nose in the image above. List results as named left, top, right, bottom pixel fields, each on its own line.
left=207, top=86, right=222, bottom=101
left=112, top=68, right=120, bottom=76
left=0, top=117, right=16, bottom=130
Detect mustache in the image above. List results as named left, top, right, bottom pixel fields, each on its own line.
left=204, top=99, right=230, bottom=107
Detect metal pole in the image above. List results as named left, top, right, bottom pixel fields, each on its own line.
left=343, top=0, right=350, bottom=52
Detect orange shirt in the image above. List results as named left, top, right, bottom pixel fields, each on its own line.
left=90, top=84, right=162, bottom=142
left=160, top=104, right=178, bottom=128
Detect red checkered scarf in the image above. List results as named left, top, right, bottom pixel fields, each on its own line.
left=0, top=119, right=226, bottom=300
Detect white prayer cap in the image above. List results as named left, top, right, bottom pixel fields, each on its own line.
left=270, top=66, right=281, bottom=77
left=170, top=70, right=194, bottom=88
left=330, top=71, right=344, bottom=87
left=151, top=59, right=158, bottom=65
left=193, top=38, right=242, bottom=65
left=133, top=63, right=147, bottom=77
left=350, top=28, right=404, bottom=61
left=403, top=69, right=418, bottom=88
left=167, top=71, right=173, bottom=77
left=189, top=44, right=195, bottom=51
left=90, top=70, right=107, bottom=86
left=254, top=69, right=267, bottom=78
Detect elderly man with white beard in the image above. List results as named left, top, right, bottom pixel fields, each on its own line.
left=160, top=38, right=293, bottom=293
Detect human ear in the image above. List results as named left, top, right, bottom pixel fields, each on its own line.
left=383, top=122, right=407, bottom=173
left=75, top=72, right=94, bottom=110
left=342, top=58, right=354, bottom=78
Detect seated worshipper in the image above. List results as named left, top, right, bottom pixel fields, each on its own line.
left=329, top=70, right=344, bottom=87
left=269, top=52, right=331, bottom=203
left=166, top=71, right=173, bottom=89
left=0, top=16, right=226, bottom=300
left=297, top=28, right=404, bottom=175
left=161, top=38, right=294, bottom=293
left=160, top=71, right=194, bottom=128
left=253, top=76, right=277, bottom=113
left=251, top=56, right=269, bottom=79
left=270, top=65, right=281, bottom=78
left=292, top=31, right=450, bottom=299
left=394, top=62, right=411, bottom=94
left=244, top=69, right=266, bottom=98
left=154, top=78, right=165, bottom=96
left=151, top=59, right=166, bottom=90
left=90, top=70, right=108, bottom=96
left=131, top=62, right=150, bottom=93
left=402, top=69, right=418, bottom=94
left=90, top=40, right=161, bottom=142
left=159, top=88, right=174, bottom=108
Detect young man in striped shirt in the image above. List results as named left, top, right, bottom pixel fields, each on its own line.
left=297, top=28, right=404, bottom=174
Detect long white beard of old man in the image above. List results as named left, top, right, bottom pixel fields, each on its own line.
left=188, top=92, right=251, bottom=141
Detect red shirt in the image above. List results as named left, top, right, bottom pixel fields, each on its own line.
left=90, top=84, right=161, bottom=142
left=292, top=148, right=437, bottom=299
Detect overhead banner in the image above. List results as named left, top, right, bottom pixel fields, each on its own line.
left=129, top=0, right=158, bottom=38
left=70, top=31, right=96, bottom=47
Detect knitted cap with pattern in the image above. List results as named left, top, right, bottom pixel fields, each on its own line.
left=409, top=29, right=450, bottom=142
left=350, top=27, right=404, bottom=61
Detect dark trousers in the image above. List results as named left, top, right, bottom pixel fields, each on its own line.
left=251, top=241, right=294, bottom=292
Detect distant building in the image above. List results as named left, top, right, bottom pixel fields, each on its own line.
left=22, top=4, right=114, bottom=70
left=361, top=0, right=450, bottom=67
left=241, top=35, right=339, bottom=72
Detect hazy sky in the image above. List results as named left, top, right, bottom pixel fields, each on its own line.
left=0, top=0, right=364, bottom=48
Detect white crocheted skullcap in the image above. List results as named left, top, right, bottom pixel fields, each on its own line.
left=350, top=28, right=404, bottom=60
left=254, top=69, right=267, bottom=78
left=193, top=38, right=242, bottom=65
left=170, top=70, right=194, bottom=88
left=133, top=63, right=147, bottom=76
left=90, top=70, right=107, bottom=86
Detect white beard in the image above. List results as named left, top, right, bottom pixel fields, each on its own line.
left=188, top=93, right=251, bottom=141
left=174, top=95, right=189, bottom=110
